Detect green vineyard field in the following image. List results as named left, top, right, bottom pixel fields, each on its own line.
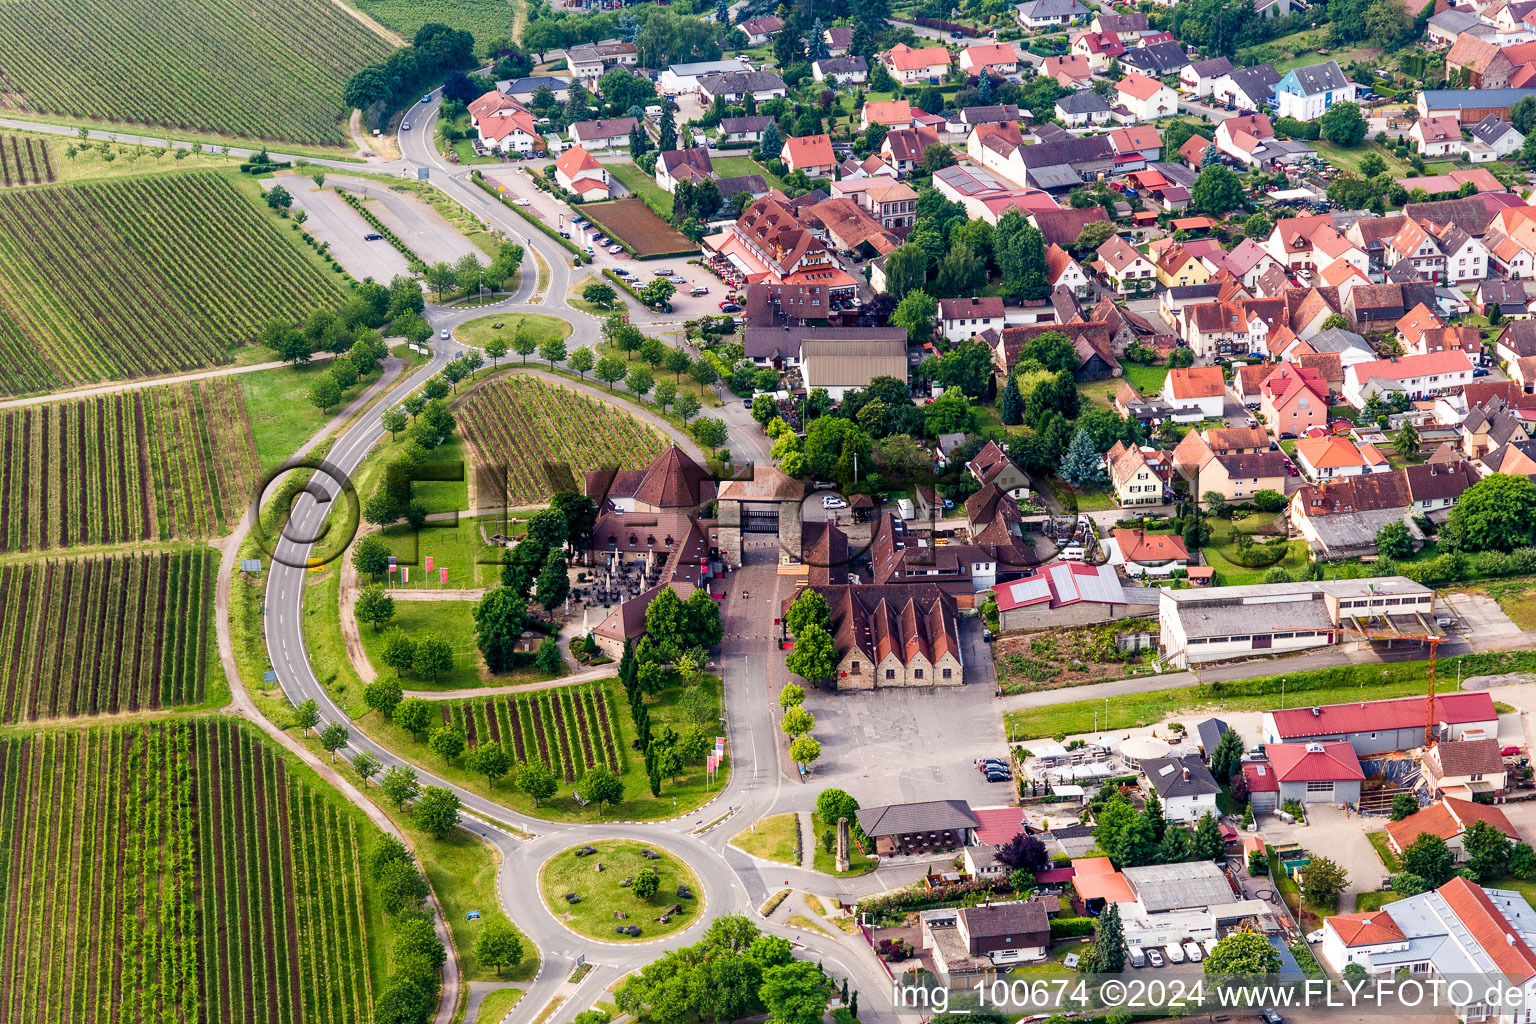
left=0, top=549, right=215, bottom=723
left=448, top=682, right=624, bottom=784
left=0, top=378, right=262, bottom=551
left=0, top=172, right=345, bottom=395
left=0, top=0, right=393, bottom=146
left=0, top=718, right=383, bottom=1023
left=347, top=0, right=517, bottom=49
left=457, top=374, right=667, bottom=505
left=0, top=135, right=54, bottom=188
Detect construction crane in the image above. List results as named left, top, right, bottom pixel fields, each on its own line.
left=1331, top=623, right=1446, bottom=748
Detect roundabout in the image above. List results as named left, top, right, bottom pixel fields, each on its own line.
left=452, top=311, right=571, bottom=349
left=538, top=838, right=706, bottom=943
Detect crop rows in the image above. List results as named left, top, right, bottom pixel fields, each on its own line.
left=0, top=548, right=214, bottom=724
left=458, top=375, right=667, bottom=505
left=0, top=378, right=260, bottom=551
left=0, top=719, right=377, bottom=1024
left=0, top=135, right=54, bottom=187
left=458, top=683, right=621, bottom=783
left=0, top=0, right=392, bottom=147
left=0, top=172, right=344, bottom=395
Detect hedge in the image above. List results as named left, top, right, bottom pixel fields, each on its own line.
left=1050, top=917, right=1096, bottom=939
left=335, top=188, right=425, bottom=268
left=469, top=169, right=585, bottom=259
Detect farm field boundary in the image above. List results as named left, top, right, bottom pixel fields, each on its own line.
left=0, top=547, right=218, bottom=723
left=455, top=373, right=667, bottom=506
left=0, top=717, right=386, bottom=1022
left=0, top=0, right=393, bottom=147
left=0, top=377, right=261, bottom=551
left=579, top=199, right=696, bottom=259
left=0, top=171, right=345, bottom=395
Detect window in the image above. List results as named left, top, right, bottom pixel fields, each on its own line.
left=850, top=662, right=860, bottom=673
left=943, top=668, right=953, bottom=679
left=1306, top=780, right=1334, bottom=793
left=885, top=669, right=895, bottom=680
left=914, top=669, right=924, bottom=679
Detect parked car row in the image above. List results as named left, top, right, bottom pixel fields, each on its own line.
left=977, top=757, right=1011, bottom=783
left=1128, top=939, right=1214, bottom=968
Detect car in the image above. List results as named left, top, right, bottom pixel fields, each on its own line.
left=1163, top=943, right=1184, bottom=964
left=364, top=232, right=383, bottom=241
left=594, top=235, right=608, bottom=244
left=536, top=117, right=552, bottom=126
left=1475, top=367, right=1491, bottom=377
left=401, top=122, right=411, bottom=131
left=1246, top=418, right=1258, bottom=428
left=719, top=302, right=740, bottom=313
left=613, top=267, right=634, bottom=277
left=572, top=216, right=586, bottom=226
left=512, top=197, right=531, bottom=207
left=982, top=630, right=996, bottom=643
left=1146, top=949, right=1164, bottom=968
left=654, top=267, right=673, bottom=276
left=950, top=29, right=963, bottom=37
left=608, top=244, right=625, bottom=254
left=1305, top=929, right=1325, bottom=943
left=438, top=329, right=450, bottom=340
left=985, top=770, right=1011, bottom=782
left=942, top=498, right=955, bottom=510
left=669, top=275, right=688, bottom=284
left=421, top=94, right=432, bottom=103
left=1287, top=465, right=1299, bottom=476
left=1261, top=1011, right=1283, bottom=1024
left=977, top=758, right=1007, bottom=770
left=1504, top=745, right=1523, bottom=756
left=823, top=496, right=848, bottom=509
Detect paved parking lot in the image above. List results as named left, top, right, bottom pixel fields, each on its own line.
left=269, top=180, right=410, bottom=283
left=1262, top=803, right=1390, bottom=914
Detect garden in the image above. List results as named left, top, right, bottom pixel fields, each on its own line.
left=538, top=839, right=703, bottom=942
left=992, top=620, right=1158, bottom=694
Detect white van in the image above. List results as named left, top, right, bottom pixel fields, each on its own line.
left=1202, top=938, right=1219, bottom=958
left=1183, top=940, right=1203, bottom=962
left=897, top=498, right=915, bottom=520
left=690, top=285, right=709, bottom=296
left=645, top=105, right=663, bottom=119
left=1127, top=947, right=1146, bottom=968
left=1163, top=943, right=1185, bottom=965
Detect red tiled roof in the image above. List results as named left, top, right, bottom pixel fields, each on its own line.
left=1385, top=797, right=1521, bottom=851
left=783, top=133, right=836, bottom=168
left=1113, top=528, right=1188, bottom=562
left=1268, top=692, right=1496, bottom=741
left=1328, top=910, right=1407, bottom=947
left=1350, top=350, right=1473, bottom=381
left=972, top=806, right=1029, bottom=846
left=1439, top=876, right=1536, bottom=981
left=1242, top=760, right=1280, bottom=793
left=886, top=43, right=951, bottom=71
left=1263, top=741, right=1363, bottom=784
left=1166, top=365, right=1225, bottom=399
left=1118, top=72, right=1165, bottom=101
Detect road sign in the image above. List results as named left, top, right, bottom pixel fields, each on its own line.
left=577, top=954, right=586, bottom=967
left=467, top=910, right=481, bottom=921
left=417, top=167, right=430, bottom=181
left=263, top=671, right=277, bottom=683
left=240, top=559, right=262, bottom=572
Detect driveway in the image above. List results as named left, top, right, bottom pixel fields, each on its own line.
left=269, top=180, right=411, bottom=282
left=1260, top=802, right=1389, bottom=916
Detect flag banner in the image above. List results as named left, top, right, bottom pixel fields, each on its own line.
left=440, top=568, right=448, bottom=583
left=426, top=556, right=434, bottom=572
left=403, top=567, right=409, bottom=583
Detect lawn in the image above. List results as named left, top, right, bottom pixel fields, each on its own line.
left=372, top=514, right=528, bottom=590
left=1002, top=650, right=1536, bottom=740
left=1198, top=516, right=1312, bottom=586
left=1065, top=484, right=1120, bottom=512
left=1312, top=139, right=1411, bottom=177
left=350, top=430, right=471, bottom=519
left=240, top=356, right=388, bottom=472
left=538, top=839, right=704, bottom=941
left=454, top=312, right=572, bottom=350
left=567, top=274, right=629, bottom=316
left=730, top=813, right=800, bottom=865
left=355, top=598, right=566, bottom=691
left=711, top=154, right=785, bottom=189
left=1122, top=362, right=1170, bottom=396
left=606, top=161, right=674, bottom=219
left=808, top=813, right=877, bottom=876
left=1367, top=830, right=1402, bottom=873
left=1479, top=578, right=1536, bottom=631
left=477, top=988, right=525, bottom=1024
left=1355, top=891, right=1405, bottom=913
left=403, top=823, right=539, bottom=982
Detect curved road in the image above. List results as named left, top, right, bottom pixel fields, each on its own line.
left=254, top=89, right=900, bottom=1024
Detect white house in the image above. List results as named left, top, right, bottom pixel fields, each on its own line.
left=1046, top=243, right=1089, bottom=298
left=1343, top=350, right=1475, bottom=409
left=1015, top=0, right=1089, bottom=30
left=1139, top=754, right=1220, bottom=822
left=553, top=145, right=610, bottom=200
left=1055, top=90, right=1112, bottom=127
left=468, top=91, right=542, bottom=155
left=740, top=15, right=783, bottom=45
left=941, top=296, right=1005, bottom=342
left=1161, top=366, right=1227, bottom=421
left=1468, top=114, right=1525, bottom=161
left=657, top=59, right=751, bottom=94
left=568, top=117, right=637, bottom=151
left=1274, top=60, right=1355, bottom=121
left=1409, top=114, right=1463, bottom=157
left=883, top=43, right=952, bottom=84
left=1116, top=72, right=1178, bottom=121
left=1179, top=57, right=1234, bottom=97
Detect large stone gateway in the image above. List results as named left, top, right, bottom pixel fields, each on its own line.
left=715, top=467, right=807, bottom=567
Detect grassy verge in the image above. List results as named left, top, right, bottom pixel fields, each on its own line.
left=1003, top=650, right=1536, bottom=740
left=567, top=274, right=630, bottom=316
left=1367, top=830, right=1402, bottom=873
left=239, top=358, right=386, bottom=473
left=729, top=813, right=800, bottom=865
left=538, top=839, right=703, bottom=941
left=355, top=597, right=566, bottom=690
left=1354, top=891, right=1405, bottom=913
left=477, top=988, right=525, bottom=1023
left=453, top=313, right=571, bottom=349
left=808, top=813, right=877, bottom=876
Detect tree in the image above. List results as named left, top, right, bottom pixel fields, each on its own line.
left=1094, top=797, right=1154, bottom=868
left=356, top=583, right=396, bottom=632
left=760, top=120, right=783, bottom=160
left=564, top=346, right=595, bottom=381
left=880, top=243, right=928, bottom=300
left=474, top=586, right=528, bottom=673
left=626, top=365, right=655, bottom=397
left=760, top=961, right=828, bottom=1024
left=353, top=532, right=391, bottom=579
left=997, top=832, right=1049, bottom=872
left=595, top=354, right=627, bottom=389
left=1192, top=811, right=1224, bottom=861
left=1192, top=164, right=1244, bottom=216
left=429, top=726, right=466, bottom=763
left=785, top=622, right=836, bottom=684
left=295, top=698, right=321, bottom=736
left=816, top=789, right=860, bottom=834
left=1243, top=211, right=1273, bottom=239
left=308, top=372, right=342, bottom=411
left=785, top=589, right=831, bottom=639
left=381, top=629, right=417, bottom=679
left=1320, top=101, right=1368, bottom=146
left=1390, top=793, right=1420, bottom=821
left=516, top=759, right=558, bottom=806
left=539, top=337, right=568, bottom=368
left=781, top=706, right=815, bottom=737
left=414, top=632, right=453, bottom=681
left=473, top=918, right=525, bottom=976
left=394, top=696, right=433, bottom=739
left=376, top=858, right=430, bottom=917
left=353, top=749, right=383, bottom=786
left=1376, top=520, right=1414, bottom=560
left=1447, top=474, right=1536, bottom=552
left=577, top=765, right=624, bottom=812
left=1465, top=818, right=1512, bottom=879
left=1204, top=931, right=1282, bottom=975
left=382, top=764, right=420, bottom=808
left=536, top=549, right=570, bottom=611
left=692, top=416, right=728, bottom=448
left=789, top=734, right=822, bottom=768
left=1300, top=855, right=1348, bottom=908
left=999, top=376, right=1023, bottom=426
left=889, top=289, right=938, bottom=344
left=1059, top=428, right=1107, bottom=489
left=320, top=722, right=349, bottom=761
left=1085, top=903, right=1125, bottom=973
left=1210, top=727, right=1244, bottom=784
left=412, top=786, right=461, bottom=840
left=674, top=391, right=702, bottom=423
left=265, top=184, right=292, bottom=211
left=466, top=742, right=512, bottom=787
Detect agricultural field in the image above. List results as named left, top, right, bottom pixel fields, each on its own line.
left=580, top=199, right=696, bottom=258
left=0, top=718, right=386, bottom=1023
left=457, top=374, right=667, bottom=505
left=0, top=548, right=216, bottom=723
left=346, top=0, right=517, bottom=47
left=0, top=134, right=54, bottom=187
left=0, top=0, right=394, bottom=147
left=0, top=172, right=345, bottom=395
left=456, top=683, right=623, bottom=783
left=0, top=378, right=262, bottom=552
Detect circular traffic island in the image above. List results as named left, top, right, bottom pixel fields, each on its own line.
left=453, top=312, right=571, bottom=349
left=538, top=839, right=704, bottom=942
